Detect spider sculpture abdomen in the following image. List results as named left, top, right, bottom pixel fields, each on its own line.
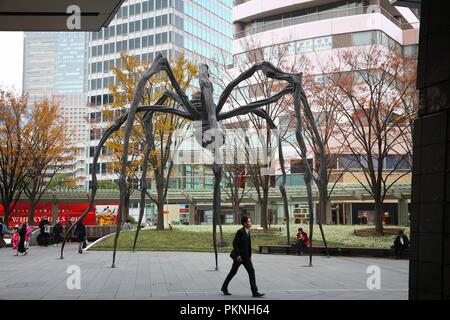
left=191, top=92, right=225, bottom=149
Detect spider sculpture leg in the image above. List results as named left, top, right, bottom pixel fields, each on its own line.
left=216, top=61, right=300, bottom=114
left=299, top=88, right=330, bottom=257
left=132, top=111, right=153, bottom=252
left=216, top=60, right=327, bottom=264
left=111, top=53, right=200, bottom=268
left=292, top=79, right=316, bottom=266
left=132, top=103, right=194, bottom=252
left=249, top=108, right=291, bottom=244
left=198, top=64, right=222, bottom=271
left=59, top=102, right=192, bottom=260
left=212, top=161, right=222, bottom=271
left=131, top=89, right=195, bottom=252
left=60, top=111, right=129, bottom=259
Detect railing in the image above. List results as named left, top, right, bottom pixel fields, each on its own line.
left=142, top=173, right=307, bottom=192
left=234, top=5, right=417, bottom=39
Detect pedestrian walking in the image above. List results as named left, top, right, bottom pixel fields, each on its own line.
left=221, top=216, right=265, bottom=298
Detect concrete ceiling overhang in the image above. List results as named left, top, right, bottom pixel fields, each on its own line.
left=0, top=0, right=124, bottom=31
left=390, top=0, right=421, bottom=9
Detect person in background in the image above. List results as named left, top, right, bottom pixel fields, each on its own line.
left=25, top=223, right=32, bottom=249
left=0, top=218, right=7, bottom=248
left=11, top=225, right=19, bottom=250
left=65, top=219, right=73, bottom=242
left=74, top=221, right=86, bottom=254
left=15, top=223, right=28, bottom=256
left=53, top=219, right=63, bottom=245
left=39, top=216, right=50, bottom=247
left=296, top=228, right=310, bottom=256
left=122, top=220, right=133, bottom=231
left=393, top=230, right=410, bottom=258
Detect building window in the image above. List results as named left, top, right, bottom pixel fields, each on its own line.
left=385, top=155, right=411, bottom=170
left=352, top=31, right=375, bottom=46
left=314, top=36, right=332, bottom=51
left=338, top=154, right=360, bottom=170
left=296, top=39, right=314, bottom=53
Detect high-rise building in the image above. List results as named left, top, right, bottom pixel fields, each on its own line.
left=23, top=32, right=87, bottom=101
left=86, top=0, right=233, bottom=190
left=22, top=32, right=89, bottom=186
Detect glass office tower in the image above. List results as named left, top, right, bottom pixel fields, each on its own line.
left=23, top=32, right=87, bottom=102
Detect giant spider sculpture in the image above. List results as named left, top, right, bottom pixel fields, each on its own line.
left=60, top=53, right=325, bottom=268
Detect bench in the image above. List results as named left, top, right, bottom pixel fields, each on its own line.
left=259, top=244, right=293, bottom=254
left=258, top=244, right=410, bottom=259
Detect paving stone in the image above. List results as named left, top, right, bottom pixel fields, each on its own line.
left=0, top=245, right=409, bottom=300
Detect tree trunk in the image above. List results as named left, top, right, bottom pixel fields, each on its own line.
left=233, top=205, right=240, bottom=225
left=318, top=187, right=331, bottom=225
left=374, top=199, right=384, bottom=235
left=260, top=187, right=269, bottom=232
left=29, top=197, right=36, bottom=226
left=3, top=207, right=10, bottom=228
left=217, top=210, right=225, bottom=246
left=123, top=193, right=130, bottom=222
left=156, top=201, right=164, bottom=230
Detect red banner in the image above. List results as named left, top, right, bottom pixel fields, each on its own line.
left=0, top=202, right=120, bottom=226
left=0, top=202, right=52, bottom=226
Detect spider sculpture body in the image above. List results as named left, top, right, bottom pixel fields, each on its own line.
left=60, top=53, right=323, bottom=268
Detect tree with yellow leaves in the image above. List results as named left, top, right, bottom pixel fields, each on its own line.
left=23, top=99, right=73, bottom=225
left=103, top=53, right=197, bottom=229
left=0, top=89, right=32, bottom=227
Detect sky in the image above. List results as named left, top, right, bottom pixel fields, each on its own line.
left=0, top=32, right=23, bottom=93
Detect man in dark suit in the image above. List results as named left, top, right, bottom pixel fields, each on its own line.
left=221, top=216, right=265, bottom=298
left=393, top=230, right=410, bottom=258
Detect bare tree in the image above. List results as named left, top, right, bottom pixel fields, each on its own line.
left=213, top=38, right=309, bottom=232
left=221, top=124, right=251, bottom=224
left=286, top=74, right=350, bottom=225
left=326, top=46, right=417, bottom=235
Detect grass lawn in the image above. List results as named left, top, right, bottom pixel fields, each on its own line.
left=90, top=224, right=410, bottom=253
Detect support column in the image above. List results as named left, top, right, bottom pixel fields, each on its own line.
left=345, top=203, right=352, bottom=225
left=189, top=201, right=197, bottom=225
left=254, top=202, right=261, bottom=225
left=398, top=199, right=409, bottom=227
left=336, top=204, right=340, bottom=225
left=51, top=198, right=58, bottom=225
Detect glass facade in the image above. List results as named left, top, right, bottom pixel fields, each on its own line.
left=23, top=32, right=87, bottom=102
left=86, top=0, right=233, bottom=190
left=88, top=0, right=233, bottom=105
left=233, top=30, right=417, bottom=66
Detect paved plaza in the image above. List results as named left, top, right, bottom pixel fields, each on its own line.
left=0, top=245, right=409, bottom=300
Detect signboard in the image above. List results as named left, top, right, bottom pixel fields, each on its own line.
left=0, top=202, right=120, bottom=226
left=297, top=39, right=314, bottom=53
left=0, top=202, right=52, bottom=226
left=313, top=36, right=332, bottom=51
